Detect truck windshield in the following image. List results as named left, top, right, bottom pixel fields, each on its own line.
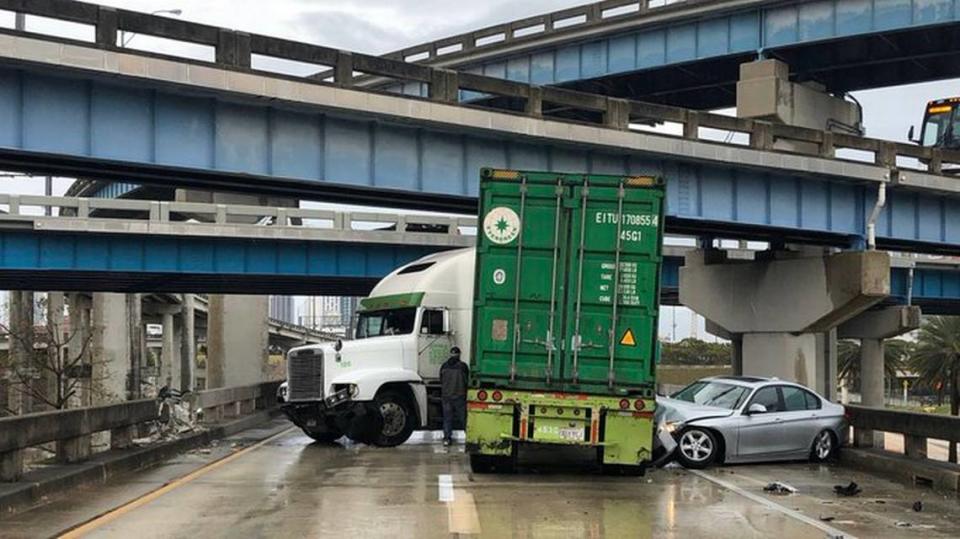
left=671, top=381, right=749, bottom=410
left=355, top=308, right=417, bottom=339
left=922, top=108, right=957, bottom=147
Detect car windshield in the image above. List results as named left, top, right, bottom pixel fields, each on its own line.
left=355, top=308, right=417, bottom=339
left=671, top=381, right=750, bottom=410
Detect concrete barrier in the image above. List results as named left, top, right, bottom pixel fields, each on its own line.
left=0, top=381, right=281, bottom=482
left=845, top=405, right=960, bottom=493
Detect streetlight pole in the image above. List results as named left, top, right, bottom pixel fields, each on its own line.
left=120, top=9, right=183, bottom=47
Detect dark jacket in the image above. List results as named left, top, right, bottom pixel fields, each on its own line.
left=439, top=356, right=469, bottom=399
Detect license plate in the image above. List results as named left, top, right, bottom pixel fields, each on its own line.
left=560, top=427, right=583, bottom=441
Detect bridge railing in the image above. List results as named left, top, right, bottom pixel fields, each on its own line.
left=846, top=405, right=960, bottom=464
left=2, top=0, right=960, bottom=178
left=0, top=194, right=478, bottom=236
left=0, top=381, right=280, bottom=482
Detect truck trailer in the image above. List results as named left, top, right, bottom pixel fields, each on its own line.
left=466, top=169, right=665, bottom=474
left=280, top=169, right=665, bottom=474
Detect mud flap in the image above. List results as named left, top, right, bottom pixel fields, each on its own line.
left=466, top=402, right=515, bottom=456
left=601, top=410, right=653, bottom=466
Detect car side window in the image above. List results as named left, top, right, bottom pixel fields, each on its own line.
left=781, top=386, right=810, bottom=412
left=803, top=390, right=821, bottom=410
left=749, top=386, right=781, bottom=413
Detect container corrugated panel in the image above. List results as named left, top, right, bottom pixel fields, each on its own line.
left=472, top=169, right=665, bottom=396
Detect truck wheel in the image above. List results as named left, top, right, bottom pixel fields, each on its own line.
left=304, top=427, right=343, bottom=444
left=469, top=453, right=516, bottom=474
left=372, top=390, right=416, bottom=447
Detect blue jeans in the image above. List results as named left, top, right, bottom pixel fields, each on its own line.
left=442, top=397, right=466, bottom=440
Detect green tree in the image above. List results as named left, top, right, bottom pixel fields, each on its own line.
left=910, top=315, right=960, bottom=463
left=660, top=338, right=732, bottom=366
left=837, top=338, right=910, bottom=393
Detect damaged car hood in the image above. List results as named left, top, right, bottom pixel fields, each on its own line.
left=656, top=397, right=736, bottom=423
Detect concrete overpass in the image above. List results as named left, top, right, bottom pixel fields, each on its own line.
left=371, top=0, right=960, bottom=109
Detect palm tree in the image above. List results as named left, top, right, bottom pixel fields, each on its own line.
left=837, top=338, right=910, bottom=393
left=910, top=315, right=960, bottom=463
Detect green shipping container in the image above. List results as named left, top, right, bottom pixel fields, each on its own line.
left=472, top=168, right=665, bottom=397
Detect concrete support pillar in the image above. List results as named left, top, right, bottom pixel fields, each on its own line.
left=127, top=294, right=144, bottom=399
left=44, top=292, right=65, bottom=409
left=838, top=305, right=921, bottom=446
left=91, top=293, right=133, bottom=403
left=680, top=249, right=890, bottom=395
left=207, top=294, right=268, bottom=388
left=161, top=312, right=175, bottom=386
left=8, top=291, right=35, bottom=414
left=68, top=293, right=92, bottom=407
left=860, top=339, right=885, bottom=408
left=179, top=294, right=196, bottom=392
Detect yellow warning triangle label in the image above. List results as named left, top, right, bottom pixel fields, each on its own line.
left=620, top=329, right=636, bottom=347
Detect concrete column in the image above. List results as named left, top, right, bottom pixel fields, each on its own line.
left=127, top=294, right=144, bottom=399
left=160, top=312, right=175, bottom=386
left=68, top=293, right=92, bottom=407
left=91, top=293, right=132, bottom=403
left=8, top=291, right=35, bottom=414
left=680, top=249, right=890, bottom=395
left=207, top=294, right=268, bottom=388
left=179, top=294, right=196, bottom=391
left=860, top=338, right=885, bottom=408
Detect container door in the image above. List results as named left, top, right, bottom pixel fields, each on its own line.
left=561, top=179, right=662, bottom=393
left=473, top=176, right=569, bottom=387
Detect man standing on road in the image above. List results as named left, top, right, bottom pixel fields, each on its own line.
left=440, top=346, right=469, bottom=446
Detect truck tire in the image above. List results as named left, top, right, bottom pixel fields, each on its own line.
left=303, top=420, right=344, bottom=444
left=469, top=445, right=517, bottom=474
left=304, top=427, right=343, bottom=444
left=372, top=389, right=416, bottom=447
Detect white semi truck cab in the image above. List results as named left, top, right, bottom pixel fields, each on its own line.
left=280, top=248, right=474, bottom=446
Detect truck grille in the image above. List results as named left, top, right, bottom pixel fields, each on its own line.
left=287, top=348, right=323, bottom=402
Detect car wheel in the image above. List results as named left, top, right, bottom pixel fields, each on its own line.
left=810, top=430, right=837, bottom=462
left=676, top=427, right=720, bottom=469
left=372, top=390, right=416, bottom=447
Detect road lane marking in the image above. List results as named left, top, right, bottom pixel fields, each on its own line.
left=688, top=469, right=857, bottom=539
left=58, top=427, right=295, bottom=539
left=438, top=474, right=454, bottom=502
left=448, top=491, right=482, bottom=535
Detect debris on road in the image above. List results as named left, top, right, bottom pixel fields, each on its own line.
left=913, top=501, right=923, bottom=512
left=833, top=481, right=861, bottom=497
left=895, top=521, right=912, bottom=528
left=763, top=482, right=797, bottom=495
left=819, top=515, right=836, bottom=522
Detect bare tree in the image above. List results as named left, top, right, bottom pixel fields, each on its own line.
left=0, top=296, right=107, bottom=413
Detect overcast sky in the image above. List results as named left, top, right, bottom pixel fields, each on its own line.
left=3, top=1, right=957, bottom=339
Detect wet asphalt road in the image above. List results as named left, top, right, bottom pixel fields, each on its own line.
left=4, top=420, right=960, bottom=538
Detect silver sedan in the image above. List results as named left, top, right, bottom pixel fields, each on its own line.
left=655, top=376, right=847, bottom=469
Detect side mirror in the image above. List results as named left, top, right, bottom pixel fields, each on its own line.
left=746, top=403, right=767, bottom=415
left=334, top=339, right=343, bottom=352
left=908, top=125, right=919, bottom=145
left=442, top=309, right=451, bottom=333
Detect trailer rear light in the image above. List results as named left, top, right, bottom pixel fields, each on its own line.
left=492, top=391, right=503, bottom=402
left=634, top=399, right=645, bottom=411
left=619, top=399, right=630, bottom=410
left=477, top=390, right=488, bottom=401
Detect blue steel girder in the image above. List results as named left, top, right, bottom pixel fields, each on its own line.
left=0, top=228, right=683, bottom=300
left=0, top=52, right=957, bottom=251
left=388, top=0, right=960, bottom=108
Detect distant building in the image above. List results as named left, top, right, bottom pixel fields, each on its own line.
left=269, top=296, right=296, bottom=324
left=340, top=297, right=359, bottom=328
